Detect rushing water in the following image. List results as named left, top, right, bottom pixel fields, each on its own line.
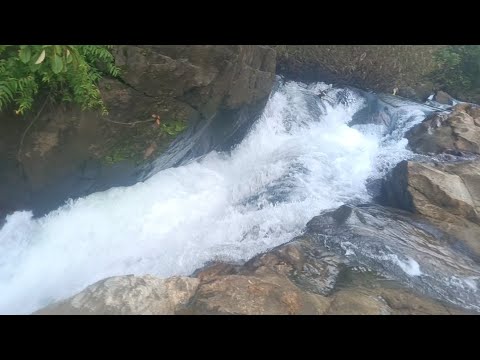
left=0, top=80, right=448, bottom=314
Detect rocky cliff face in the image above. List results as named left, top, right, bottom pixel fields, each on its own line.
left=115, top=45, right=276, bottom=117
left=0, top=45, right=276, bottom=217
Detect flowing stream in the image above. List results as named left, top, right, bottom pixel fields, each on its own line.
left=0, top=80, right=469, bottom=314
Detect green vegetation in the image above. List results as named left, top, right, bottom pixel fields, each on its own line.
left=431, top=45, right=480, bottom=95
left=161, top=121, right=187, bottom=136
left=103, top=118, right=188, bottom=165
left=0, top=45, right=120, bottom=115
left=0, top=45, right=190, bottom=166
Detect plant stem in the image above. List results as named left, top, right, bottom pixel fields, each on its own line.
left=17, top=95, right=50, bottom=162
left=104, top=118, right=155, bottom=126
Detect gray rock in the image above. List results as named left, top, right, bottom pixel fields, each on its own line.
left=434, top=91, right=454, bottom=105
left=406, top=103, right=480, bottom=155
left=306, top=204, right=480, bottom=312
left=114, top=45, right=276, bottom=118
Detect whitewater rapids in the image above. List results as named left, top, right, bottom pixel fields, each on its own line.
left=0, top=81, right=432, bottom=314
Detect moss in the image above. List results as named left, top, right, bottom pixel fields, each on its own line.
left=103, top=143, right=138, bottom=165
left=101, top=117, right=188, bottom=166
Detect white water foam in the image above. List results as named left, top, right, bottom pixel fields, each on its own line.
left=0, top=81, right=426, bottom=314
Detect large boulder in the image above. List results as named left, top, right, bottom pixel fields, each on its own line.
left=382, top=160, right=480, bottom=258
left=34, top=275, right=199, bottom=315
left=406, top=103, right=480, bottom=155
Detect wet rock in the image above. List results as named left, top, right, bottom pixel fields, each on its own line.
left=240, top=238, right=345, bottom=296
left=406, top=103, right=480, bottom=155
left=434, top=91, right=454, bottom=105
left=185, top=237, right=344, bottom=314
left=396, top=84, right=435, bottom=103
left=306, top=204, right=480, bottom=311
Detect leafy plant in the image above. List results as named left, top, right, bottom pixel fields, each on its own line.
left=161, top=121, right=187, bottom=136
left=431, top=45, right=480, bottom=93
left=0, top=45, right=120, bottom=115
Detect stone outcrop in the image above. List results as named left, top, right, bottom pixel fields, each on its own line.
left=382, top=160, right=480, bottom=258
left=115, top=45, right=276, bottom=117
left=434, top=91, right=454, bottom=105
left=406, top=103, right=480, bottom=155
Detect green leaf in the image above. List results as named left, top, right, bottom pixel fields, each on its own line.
left=0, top=85, right=14, bottom=100
left=51, top=54, right=63, bottom=74
left=35, top=50, right=46, bottom=64
left=19, top=47, right=32, bottom=63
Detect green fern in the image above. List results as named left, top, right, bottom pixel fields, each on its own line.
left=0, top=45, right=120, bottom=115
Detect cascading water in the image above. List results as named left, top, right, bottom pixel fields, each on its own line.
left=0, top=80, right=461, bottom=314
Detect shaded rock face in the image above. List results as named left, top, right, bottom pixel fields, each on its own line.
left=115, top=45, right=276, bottom=117
left=0, top=46, right=276, bottom=217
left=406, top=103, right=480, bottom=155
left=36, top=215, right=474, bottom=315
left=397, top=83, right=435, bottom=103
left=274, top=45, right=442, bottom=101
left=382, top=160, right=480, bottom=259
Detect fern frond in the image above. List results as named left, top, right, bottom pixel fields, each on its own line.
left=0, top=45, right=119, bottom=115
